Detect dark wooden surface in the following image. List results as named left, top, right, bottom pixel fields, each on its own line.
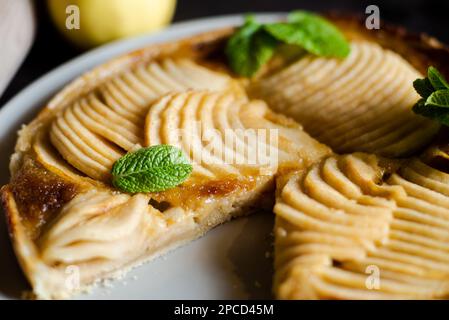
left=0, top=0, right=448, bottom=107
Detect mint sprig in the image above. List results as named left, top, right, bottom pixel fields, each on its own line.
left=226, top=11, right=351, bottom=77
left=112, top=145, right=193, bottom=193
left=412, top=66, right=449, bottom=126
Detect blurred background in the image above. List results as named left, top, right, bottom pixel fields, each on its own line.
left=0, top=0, right=448, bottom=107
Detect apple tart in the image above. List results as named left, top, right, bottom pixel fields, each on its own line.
left=2, top=11, right=449, bottom=300
left=1, top=29, right=330, bottom=299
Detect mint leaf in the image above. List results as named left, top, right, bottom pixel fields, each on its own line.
left=412, top=98, right=427, bottom=114
left=413, top=78, right=434, bottom=99
left=225, top=11, right=350, bottom=77
left=428, top=66, right=449, bottom=91
left=247, top=31, right=278, bottom=75
left=265, top=11, right=350, bottom=58
left=413, top=98, right=449, bottom=126
left=112, top=145, right=193, bottom=193
left=225, top=17, right=278, bottom=77
left=426, top=90, right=449, bottom=108
left=412, top=67, right=449, bottom=127
left=287, top=11, right=318, bottom=24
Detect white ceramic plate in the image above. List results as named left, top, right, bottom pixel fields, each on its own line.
left=0, top=13, right=285, bottom=300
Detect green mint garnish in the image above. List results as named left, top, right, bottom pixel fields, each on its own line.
left=413, top=77, right=434, bottom=99
left=265, top=11, right=350, bottom=58
left=412, top=66, right=449, bottom=126
left=112, top=145, right=193, bottom=193
left=226, top=10, right=351, bottom=77
left=225, top=16, right=278, bottom=78
left=427, top=66, right=449, bottom=91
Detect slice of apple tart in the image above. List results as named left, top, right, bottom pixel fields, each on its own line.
left=1, top=30, right=330, bottom=299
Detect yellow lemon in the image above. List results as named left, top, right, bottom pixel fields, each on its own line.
left=47, top=0, right=177, bottom=48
